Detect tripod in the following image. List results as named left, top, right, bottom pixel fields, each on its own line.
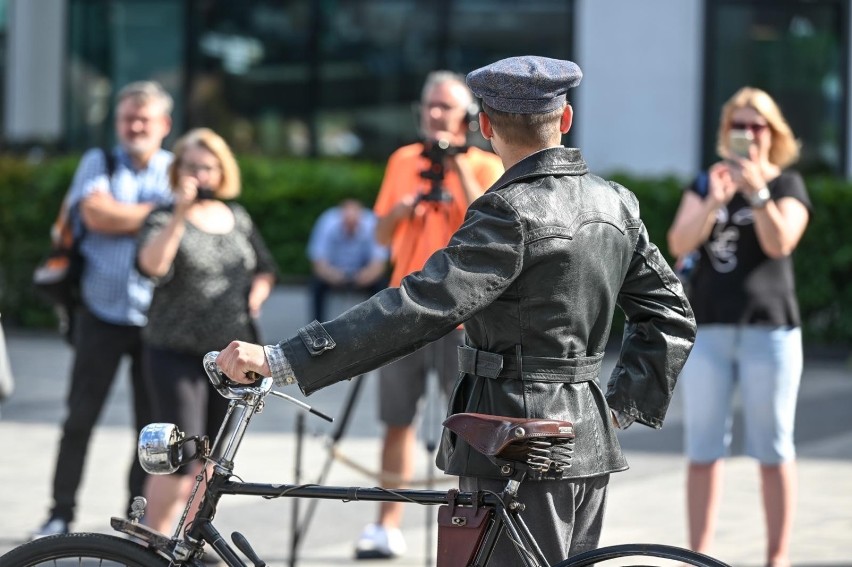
left=289, top=371, right=367, bottom=566
left=421, top=345, right=445, bottom=567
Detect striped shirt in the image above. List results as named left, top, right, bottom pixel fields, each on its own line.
left=66, top=147, right=173, bottom=326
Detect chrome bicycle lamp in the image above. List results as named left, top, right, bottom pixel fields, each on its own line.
left=138, top=422, right=184, bottom=475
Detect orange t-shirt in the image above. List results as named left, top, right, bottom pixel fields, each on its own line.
left=374, top=143, right=504, bottom=286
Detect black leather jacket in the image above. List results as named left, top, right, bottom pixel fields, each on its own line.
left=282, top=147, right=696, bottom=480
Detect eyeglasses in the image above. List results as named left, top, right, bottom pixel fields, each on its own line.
left=730, top=121, right=769, bottom=133
left=178, top=162, right=220, bottom=175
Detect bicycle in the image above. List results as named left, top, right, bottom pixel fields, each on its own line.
left=0, top=352, right=731, bottom=567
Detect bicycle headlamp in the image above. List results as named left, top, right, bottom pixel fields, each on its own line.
left=138, top=422, right=184, bottom=475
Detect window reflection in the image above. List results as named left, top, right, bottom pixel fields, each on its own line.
left=185, top=0, right=573, bottom=159
left=65, top=0, right=575, bottom=157
left=0, top=0, right=6, bottom=139
left=67, top=0, right=184, bottom=150
left=706, top=1, right=846, bottom=174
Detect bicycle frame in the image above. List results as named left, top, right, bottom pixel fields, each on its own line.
left=128, top=357, right=552, bottom=567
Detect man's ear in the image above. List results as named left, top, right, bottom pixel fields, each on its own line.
left=560, top=105, right=573, bottom=134
left=479, top=112, right=493, bottom=140
left=161, top=115, right=173, bottom=139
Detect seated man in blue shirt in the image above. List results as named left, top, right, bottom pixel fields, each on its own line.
left=307, top=199, right=388, bottom=322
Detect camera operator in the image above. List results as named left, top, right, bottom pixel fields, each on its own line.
left=354, top=71, right=503, bottom=559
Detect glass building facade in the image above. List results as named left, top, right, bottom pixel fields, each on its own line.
left=704, top=0, right=848, bottom=174
left=64, top=0, right=574, bottom=159
left=3, top=0, right=850, bottom=174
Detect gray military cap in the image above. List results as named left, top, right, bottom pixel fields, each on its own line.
left=466, top=56, right=582, bottom=114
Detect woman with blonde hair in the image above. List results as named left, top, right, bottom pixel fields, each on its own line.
left=667, top=87, right=811, bottom=567
left=137, top=128, right=278, bottom=535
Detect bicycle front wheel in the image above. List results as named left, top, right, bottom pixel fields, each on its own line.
left=554, top=543, right=731, bottom=567
left=0, top=533, right=170, bottom=567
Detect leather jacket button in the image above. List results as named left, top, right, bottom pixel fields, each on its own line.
left=313, top=337, right=329, bottom=349
left=513, top=427, right=525, bottom=437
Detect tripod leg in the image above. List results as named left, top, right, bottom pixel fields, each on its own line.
left=294, top=373, right=367, bottom=550
left=423, top=343, right=443, bottom=567
left=290, top=412, right=305, bottom=567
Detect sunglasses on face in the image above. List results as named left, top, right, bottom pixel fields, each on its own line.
left=730, top=121, right=768, bottom=133
left=178, top=163, right=220, bottom=175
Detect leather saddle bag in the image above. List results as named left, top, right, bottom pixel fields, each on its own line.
left=437, top=489, right=494, bottom=567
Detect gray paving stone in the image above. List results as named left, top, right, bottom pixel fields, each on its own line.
left=1, top=286, right=850, bottom=566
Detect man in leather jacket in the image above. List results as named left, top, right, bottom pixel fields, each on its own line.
left=218, top=56, right=696, bottom=564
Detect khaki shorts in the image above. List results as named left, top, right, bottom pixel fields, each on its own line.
left=378, top=329, right=464, bottom=426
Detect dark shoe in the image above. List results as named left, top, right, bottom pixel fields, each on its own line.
left=31, top=517, right=70, bottom=540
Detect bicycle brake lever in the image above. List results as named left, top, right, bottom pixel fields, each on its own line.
left=231, top=531, right=266, bottom=567
left=268, top=390, right=334, bottom=423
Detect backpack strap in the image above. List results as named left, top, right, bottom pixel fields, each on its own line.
left=101, top=147, right=116, bottom=188
left=694, top=171, right=709, bottom=198
left=67, top=148, right=116, bottom=242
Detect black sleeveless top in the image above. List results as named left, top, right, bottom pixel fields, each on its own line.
left=687, top=169, right=811, bottom=327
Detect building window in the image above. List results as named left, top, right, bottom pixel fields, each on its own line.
left=185, top=0, right=574, bottom=159
left=704, top=0, right=848, bottom=174
left=0, top=0, right=7, bottom=139
left=63, top=0, right=573, bottom=156
left=67, top=0, right=185, bottom=150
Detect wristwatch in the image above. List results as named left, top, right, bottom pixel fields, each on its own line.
left=747, top=186, right=771, bottom=208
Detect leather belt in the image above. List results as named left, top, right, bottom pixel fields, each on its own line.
left=457, top=345, right=602, bottom=383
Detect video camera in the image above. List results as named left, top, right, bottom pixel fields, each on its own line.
left=417, top=139, right=470, bottom=204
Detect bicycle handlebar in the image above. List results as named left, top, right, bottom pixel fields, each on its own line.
left=202, top=351, right=333, bottom=422
left=202, top=351, right=273, bottom=400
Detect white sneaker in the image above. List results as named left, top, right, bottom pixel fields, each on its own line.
left=31, top=517, right=70, bottom=540
left=354, top=523, right=407, bottom=559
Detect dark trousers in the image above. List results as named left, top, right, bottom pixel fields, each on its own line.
left=143, top=345, right=230, bottom=475
left=49, top=308, right=151, bottom=523
left=459, top=474, right=609, bottom=566
left=310, top=276, right=386, bottom=322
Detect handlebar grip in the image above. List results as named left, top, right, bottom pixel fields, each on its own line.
left=244, top=371, right=264, bottom=383
left=204, top=351, right=269, bottom=391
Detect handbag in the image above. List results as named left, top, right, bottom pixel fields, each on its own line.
left=32, top=148, right=115, bottom=343
left=672, top=171, right=709, bottom=298
left=674, top=250, right=700, bottom=297
left=436, top=489, right=494, bottom=567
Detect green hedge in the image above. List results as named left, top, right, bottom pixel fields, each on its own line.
left=237, top=155, right=385, bottom=276
left=1, top=155, right=850, bottom=345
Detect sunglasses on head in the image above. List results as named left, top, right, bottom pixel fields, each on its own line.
left=730, top=121, right=768, bottom=133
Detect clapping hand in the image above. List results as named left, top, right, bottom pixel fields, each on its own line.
left=707, top=162, right=738, bottom=207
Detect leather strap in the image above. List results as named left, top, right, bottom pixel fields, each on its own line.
left=458, top=345, right=602, bottom=383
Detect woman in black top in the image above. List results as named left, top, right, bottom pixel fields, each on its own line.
left=667, top=87, right=811, bottom=567
left=137, top=128, right=278, bottom=535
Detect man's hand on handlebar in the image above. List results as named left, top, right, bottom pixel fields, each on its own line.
left=216, top=341, right=270, bottom=384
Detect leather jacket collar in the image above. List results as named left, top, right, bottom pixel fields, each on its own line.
left=489, top=146, right=589, bottom=193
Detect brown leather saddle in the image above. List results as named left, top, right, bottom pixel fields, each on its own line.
left=443, top=413, right=575, bottom=474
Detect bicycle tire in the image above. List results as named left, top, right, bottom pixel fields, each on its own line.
left=0, top=533, right=171, bottom=567
left=553, top=543, right=731, bottom=567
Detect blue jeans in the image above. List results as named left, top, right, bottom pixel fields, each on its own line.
left=680, top=325, right=802, bottom=464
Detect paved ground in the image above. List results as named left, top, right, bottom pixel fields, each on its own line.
left=0, top=285, right=850, bottom=566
